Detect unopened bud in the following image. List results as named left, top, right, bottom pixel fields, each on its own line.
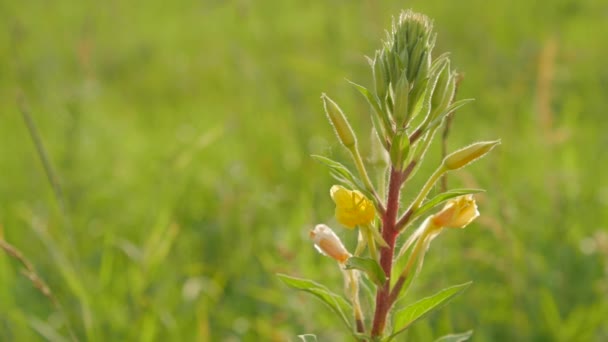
left=373, top=51, right=387, bottom=98
left=393, top=71, right=410, bottom=126
left=322, top=94, right=357, bottom=149
left=443, top=140, right=500, bottom=170
left=430, top=60, right=453, bottom=115
left=310, top=224, right=351, bottom=263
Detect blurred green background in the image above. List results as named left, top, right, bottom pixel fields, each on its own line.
left=1, top=0, right=607, bottom=341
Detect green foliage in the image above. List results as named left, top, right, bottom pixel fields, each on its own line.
left=277, top=274, right=353, bottom=332
left=390, top=282, right=472, bottom=340
left=344, top=257, right=386, bottom=287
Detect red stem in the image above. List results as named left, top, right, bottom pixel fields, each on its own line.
left=371, top=167, right=402, bottom=337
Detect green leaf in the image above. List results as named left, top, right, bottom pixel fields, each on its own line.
left=434, top=330, right=474, bottom=342
left=344, top=257, right=387, bottom=286
left=277, top=274, right=353, bottom=331
left=348, top=80, right=392, bottom=136
left=427, top=98, right=474, bottom=131
left=412, top=188, right=485, bottom=223
left=311, top=155, right=373, bottom=201
left=390, top=282, right=472, bottom=340
left=311, top=155, right=361, bottom=187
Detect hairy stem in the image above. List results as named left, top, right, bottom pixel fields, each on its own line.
left=371, top=167, right=402, bottom=337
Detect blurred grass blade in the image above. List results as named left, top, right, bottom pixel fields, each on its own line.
left=390, top=282, right=472, bottom=340
left=297, top=334, right=318, bottom=342
left=344, top=257, right=386, bottom=286
left=277, top=274, right=352, bottom=331
left=29, top=317, right=68, bottom=342
left=434, top=330, right=474, bottom=342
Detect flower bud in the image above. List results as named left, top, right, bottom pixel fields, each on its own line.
left=322, top=94, right=357, bottom=149
left=430, top=60, right=453, bottom=116
left=310, top=224, right=351, bottom=263
left=330, top=185, right=376, bottom=229
left=431, top=195, right=479, bottom=228
left=373, top=51, right=388, bottom=98
left=392, top=70, right=410, bottom=126
left=443, top=140, right=501, bottom=170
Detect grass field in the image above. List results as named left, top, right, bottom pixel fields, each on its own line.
left=1, top=0, right=608, bottom=340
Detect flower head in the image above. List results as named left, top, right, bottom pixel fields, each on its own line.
left=431, top=194, right=479, bottom=229
left=330, top=185, right=376, bottom=229
left=310, top=224, right=351, bottom=263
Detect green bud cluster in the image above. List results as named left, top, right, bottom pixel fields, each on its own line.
left=367, top=10, right=465, bottom=172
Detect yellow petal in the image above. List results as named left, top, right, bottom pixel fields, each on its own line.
left=330, top=185, right=376, bottom=228
left=431, top=195, right=479, bottom=229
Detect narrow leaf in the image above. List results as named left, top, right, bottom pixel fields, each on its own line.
left=311, top=155, right=374, bottom=202
left=344, top=257, right=387, bottom=286
left=427, top=98, right=474, bottom=131
left=277, top=274, right=352, bottom=330
left=390, top=282, right=472, bottom=339
left=348, top=80, right=392, bottom=135
left=434, top=330, right=474, bottom=342
left=412, top=189, right=485, bottom=223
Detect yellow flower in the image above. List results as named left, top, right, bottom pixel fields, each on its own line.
left=310, top=224, right=351, bottom=263
left=330, top=185, right=376, bottom=229
left=431, top=194, right=479, bottom=228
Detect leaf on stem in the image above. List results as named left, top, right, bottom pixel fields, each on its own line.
left=311, top=155, right=369, bottom=197
left=348, top=80, right=393, bottom=139
left=344, top=257, right=387, bottom=286
left=389, top=282, right=472, bottom=340
left=277, top=274, right=353, bottom=331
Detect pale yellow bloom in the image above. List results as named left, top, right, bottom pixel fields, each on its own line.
left=330, top=185, right=376, bottom=229
left=310, top=224, right=351, bottom=263
left=431, top=194, right=479, bottom=228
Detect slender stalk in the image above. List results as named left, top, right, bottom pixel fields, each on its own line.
left=389, top=229, right=428, bottom=303
left=18, top=95, right=68, bottom=216
left=18, top=95, right=76, bottom=252
left=371, top=167, right=402, bottom=337
left=0, top=238, right=78, bottom=342
left=348, top=270, right=366, bottom=335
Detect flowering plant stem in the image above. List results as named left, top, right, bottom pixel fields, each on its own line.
left=371, top=167, right=403, bottom=337
left=280, top=10, right=499, bottom=341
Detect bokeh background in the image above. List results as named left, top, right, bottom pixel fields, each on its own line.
left=1, top=0, right=607, bottom=341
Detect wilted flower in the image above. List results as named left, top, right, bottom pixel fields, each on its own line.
left=310, top=224, right=351, bottom=263
left=330, top=185, right=376, bottom=229
left=431, top=194, right=479, bottom=228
